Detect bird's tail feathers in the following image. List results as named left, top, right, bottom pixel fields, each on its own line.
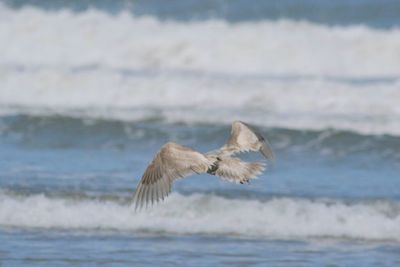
left=215, top=157, right=266, bottom=184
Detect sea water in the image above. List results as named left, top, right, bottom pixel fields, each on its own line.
left=1, top=1, right=400, bottom=266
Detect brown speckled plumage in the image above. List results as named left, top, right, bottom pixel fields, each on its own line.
left=133, top=121, right=274, bottom=210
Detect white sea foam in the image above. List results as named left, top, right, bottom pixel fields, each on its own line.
left=1, top=67, right=400, bottom=135
left=1, top=4, right=400, bottom=77
left=1, top=192, right=399, bottom=241
left=1, top=5, right=400, bottom=135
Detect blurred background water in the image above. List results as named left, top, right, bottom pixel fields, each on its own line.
left=0, top=0, right=400, bottom=266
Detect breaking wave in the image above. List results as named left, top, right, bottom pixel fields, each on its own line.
left=1, top=5, right=400, bottom=135
left=1, top=74, right=400, bottom=135
left=1, top=192, right=399, bottom=241
left=1, top=4, right=400, bottom=76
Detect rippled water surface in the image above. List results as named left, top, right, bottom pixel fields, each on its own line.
left=1, top=0, right=400, bottom=266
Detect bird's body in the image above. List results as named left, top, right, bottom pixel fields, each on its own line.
left=133, top=121, right=274, bottom=210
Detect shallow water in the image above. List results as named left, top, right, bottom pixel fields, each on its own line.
left=1, top=0, right=400, bottom=266
left=2, top=230, right=400, bottom=267
left=1, top=116, right=400, bottom=266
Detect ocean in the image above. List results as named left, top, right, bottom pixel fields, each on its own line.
left=1, top=0, right=400, bottom=266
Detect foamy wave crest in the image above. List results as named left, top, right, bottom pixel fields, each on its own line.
left=2, top=5, right=400, bottom=135
left=1, top=192, right=399, bottom=241
left=1, top=69, right=400, bottom=135
left=1, top=4, right=400, bottom=77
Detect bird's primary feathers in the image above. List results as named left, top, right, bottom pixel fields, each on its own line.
left=133, top=121, right=274, bottom=210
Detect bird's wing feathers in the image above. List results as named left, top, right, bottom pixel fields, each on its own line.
left=133, top=142, right=212, bottom=210
left=215, top=157, right=265, bottom=184
left=133, top=121, right=274, bottom=210
left=220, top=121, right=274, bottom=160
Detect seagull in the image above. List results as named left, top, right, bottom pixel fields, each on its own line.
left=133, top=121, right=274, bottom=210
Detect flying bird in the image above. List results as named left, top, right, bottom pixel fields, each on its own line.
left=133, top=121, right=274, bottom=210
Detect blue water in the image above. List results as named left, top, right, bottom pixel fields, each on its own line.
left=4, top=0, right=400, bottom=28
left=1, top=0, right=400, bottom=266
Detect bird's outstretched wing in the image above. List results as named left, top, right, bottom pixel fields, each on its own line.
left=214, top=157, right=265, bottom=184
left=219, top=121, right=274, bottom=160
left=133, top=142, right=212, bottom=210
